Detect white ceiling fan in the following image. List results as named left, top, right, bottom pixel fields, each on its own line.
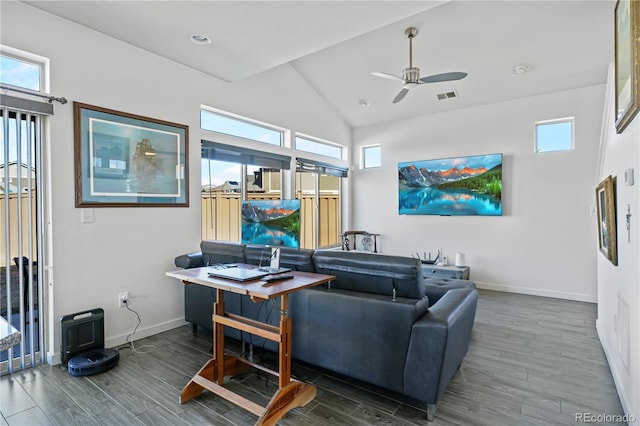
left=372, top=27, right=468, bottom=104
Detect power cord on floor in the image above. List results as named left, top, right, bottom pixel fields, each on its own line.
left=123, top=300, right=155, bottom=354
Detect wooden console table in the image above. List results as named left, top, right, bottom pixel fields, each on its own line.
left=166, top=266, right=335, bottom=426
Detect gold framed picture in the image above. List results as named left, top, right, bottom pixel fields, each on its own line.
left=614, top=0, right=640, bottom=133
left=596, top=176, right=618, bottom=266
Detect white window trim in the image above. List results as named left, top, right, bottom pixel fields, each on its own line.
left=201, top=104, right=286, bottom=133
left=1, top=45, right=50, bottom=94
left=201, top=104, right=286, bottom=146
left=534, top=117, right=574, bottom=153
left=295, top=132, right=345, bottom=161
left=361, top=144, right=382, bottom=169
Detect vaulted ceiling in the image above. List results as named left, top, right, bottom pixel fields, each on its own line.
left=24, top=0, right=614, bottom=127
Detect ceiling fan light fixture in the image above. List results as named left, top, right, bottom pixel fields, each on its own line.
left=403, top=67, right=420, bottom=83
left=191, top=33, right=212, bottom=45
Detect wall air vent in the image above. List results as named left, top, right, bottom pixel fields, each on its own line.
left=436, top=90, right=458, bottom=101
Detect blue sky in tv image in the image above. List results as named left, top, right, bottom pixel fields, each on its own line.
left=241, top=199, right=301, bottom=248
left=398, top=153, right=502, bottom=216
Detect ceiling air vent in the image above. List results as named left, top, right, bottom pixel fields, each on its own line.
left=436, top=90, right=458, bottom=101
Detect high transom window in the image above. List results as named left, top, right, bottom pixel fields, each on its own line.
left=0, top=54, right=42, bottom=91
left=295, top=135, right=343, bottom=160
left=535, top=118, right=574, bottom=153
left=201, top=107, right=283, bottom=146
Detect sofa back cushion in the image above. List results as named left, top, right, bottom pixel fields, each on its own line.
left=312, top=250, right=426, bottom=299
left=244, top=245, right=315, bottom=272
left=200, top=240, right=246, bottom=265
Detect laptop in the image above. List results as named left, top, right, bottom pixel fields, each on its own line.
left=208, top=267, right=269, bottom=282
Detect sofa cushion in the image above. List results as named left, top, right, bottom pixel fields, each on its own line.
left=312, top=250, right=426, bottom=299
left=423, top=277, right=477, bottom=306
left=200, top=240, right=246, bottom=265
left=244, top=245, right=315, bottom=272
left=174, top=252, right=204, bottom=269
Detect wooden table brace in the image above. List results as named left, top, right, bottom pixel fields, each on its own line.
left=180, top=288, right=316, bottom=426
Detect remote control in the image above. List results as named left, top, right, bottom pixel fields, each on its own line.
left=262, top=274, right=294, bottom=283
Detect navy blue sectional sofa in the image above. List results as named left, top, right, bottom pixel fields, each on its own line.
left=174, top=240, right=478, bottom=420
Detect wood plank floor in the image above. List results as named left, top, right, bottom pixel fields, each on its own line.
left=1, top=290, right=626, bottom=425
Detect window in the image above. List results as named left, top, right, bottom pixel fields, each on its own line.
left=1, top=47, right=49, bottom=372
left=201, top=107, right=283, bottom=146
left=199, top=106, right=346, bottom=250
left=362, top=145, right=381, bottom=168
left=295, top=135, right=343, bottom=160
left=200, top=141, right=288, bottom=242
left=295, top=158, right=346, bottom=249
left=0, top=54, right=41, bottom=91
left=535, top=118, right=574, bottom=153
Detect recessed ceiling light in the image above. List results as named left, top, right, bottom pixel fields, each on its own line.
left=191, top=34, right=211, bottom=45
left=513, top=64, right=529, bottom=74
left=359, top=99, right=370, bottom=108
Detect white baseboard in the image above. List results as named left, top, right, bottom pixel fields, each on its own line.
left=46, top=317, right=187, bottom=366
left=597, top=319, right=638, bottom=425
left=104, top=317, right=188, bottom=349
left=475, top=281, right=597, bottom=303
left=47, top=351, right=61, bottom=366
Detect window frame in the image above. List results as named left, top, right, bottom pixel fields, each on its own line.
left=1, top=46, right=48, bottom=93
left=361, top=144, right=382, bottom=169
left=295, top=134, right=344, bottom=160
left=534, top=117, right=574, bottom=153
left=201, top=105, right=285, bottom=147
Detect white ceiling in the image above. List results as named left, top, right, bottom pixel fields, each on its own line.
left=23, top=0, right=614, bottom=128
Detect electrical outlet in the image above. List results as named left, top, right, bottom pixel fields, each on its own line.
left=118, top=292, right=129, bottom=308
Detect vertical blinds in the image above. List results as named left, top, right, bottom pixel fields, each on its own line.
left=1, top=103, right=47, bottom=373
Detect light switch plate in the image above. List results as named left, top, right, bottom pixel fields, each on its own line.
left=81, top=208, right=94, bottom=223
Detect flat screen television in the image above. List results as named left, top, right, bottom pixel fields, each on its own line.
left=398, top=153, right=503, bottom=216
left=241, top=199, right=301, bottom=248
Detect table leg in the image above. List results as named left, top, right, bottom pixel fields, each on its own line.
left=278, top=294, right=291, bottom=388
left=214, top=288, right=225, bottom=385
left=257, top=293, right=316, bottom=425
left=180, top=289, right=226, bottom=403
left=179, top=285, right=317, bottom=424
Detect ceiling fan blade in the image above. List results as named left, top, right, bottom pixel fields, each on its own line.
left=419, top=72, right=468, bottom=84
left=392, top=88, right=410, bottom=104
left=372, top=72, right=404, bottom=82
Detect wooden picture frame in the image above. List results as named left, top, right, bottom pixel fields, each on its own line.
left=614, top=0, right=640, bottom=133
left=74, top=102, right=189, bottom=207
left=596, top=175, right=618, bottom=266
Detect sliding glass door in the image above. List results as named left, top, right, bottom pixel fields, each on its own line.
left=1, top=107, right=46, bottom=373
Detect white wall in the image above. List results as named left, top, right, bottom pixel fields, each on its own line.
left=352, top=85, right=604, bottom=302
left=1, top=2, right=351, bottom=362
left=596, top=65, right=639, bottom=424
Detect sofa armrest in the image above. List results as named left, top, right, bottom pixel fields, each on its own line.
left=403, top=288, right=478, bottom=405
left=174, top=252, right=204, bottom=269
